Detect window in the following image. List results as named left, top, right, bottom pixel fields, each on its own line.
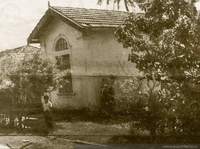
left=56, top=55, right=71, bottom=70
left=56, top=54, right=73, bottom=93
left=55, top=38, right=68, bottom=51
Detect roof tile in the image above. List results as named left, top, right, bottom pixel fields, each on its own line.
left=51, top=6, right=131, bottom=27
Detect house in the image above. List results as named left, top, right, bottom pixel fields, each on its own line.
left=27, top=5, right=140, bottom=110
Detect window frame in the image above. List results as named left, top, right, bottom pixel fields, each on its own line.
left=55, top=38, right=69, bottom=51
left=54, top=36, right=74, bottom=94
left=56, top=54, right=73, bottom=94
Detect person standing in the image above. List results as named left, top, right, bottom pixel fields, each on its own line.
left=43, top=95, right=53, bottom=130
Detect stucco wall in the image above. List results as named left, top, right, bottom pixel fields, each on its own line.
left=82, top=29, right=139, bottom=77
left=40, top=18, right=85, bottom=109
left=40, top=17, right=139, bottom=110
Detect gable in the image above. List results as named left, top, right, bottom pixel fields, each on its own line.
left=27, top=6, right=133, bottom=44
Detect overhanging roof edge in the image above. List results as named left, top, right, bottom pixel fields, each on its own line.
left=27, top=7, right=85, bottom=44
left=27, top=9, right=51, bottom=44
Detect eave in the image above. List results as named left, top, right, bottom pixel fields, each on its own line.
left=27, top=9, right=51, bottom=44
left=27, top=6, right=126, bottom=44
left=27, top=7, right=85, bottom=44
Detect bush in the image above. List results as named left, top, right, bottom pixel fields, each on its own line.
left=100, top=75, right=200, bottom=139
left=100, top=76, right=116, bottom=117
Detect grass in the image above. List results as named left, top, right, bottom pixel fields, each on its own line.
left=52, top=121, right=131, bottom=144
left=1, top=111, right=200, bottom=146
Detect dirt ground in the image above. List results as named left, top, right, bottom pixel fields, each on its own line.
left=0, top=121, right=130, bottom=149
left=0, top=136, right=73, bottom=149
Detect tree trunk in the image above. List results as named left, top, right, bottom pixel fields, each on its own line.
left=18, top=114, right=23, bottom=131
left=8, top=103, right=15, bottom=128
left=124, top=0, right=130, bottom=11
left=148, top=89, right=157, bottom=141
left=150, top=126, right=156, bottom=141
left=8, top=112, right=14, bottom=128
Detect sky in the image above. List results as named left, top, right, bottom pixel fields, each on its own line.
left=0, top=0, right=199, bottom=51
left=0, top=0, right=121, bottom=51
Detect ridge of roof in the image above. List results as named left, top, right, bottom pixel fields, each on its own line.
left=51, top=6, right=131, bottom=13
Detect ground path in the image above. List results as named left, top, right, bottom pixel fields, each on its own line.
left=0, top=136, right=73, bottom=149
left=0, top=121, right=131, bottom=149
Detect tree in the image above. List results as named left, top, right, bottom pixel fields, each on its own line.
left=115, top=0, right=200, bottom=138
left=97, top=0, right=138, bottom=11
left=0, top=47, right=65, bottom=129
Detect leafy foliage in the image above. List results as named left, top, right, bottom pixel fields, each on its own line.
left=0, top=47, right=67, bottom=128
left=100, top=76, right=116, bottom=116
left=97, top=0, right=143, bottom=11
left=0, top=49, right=55, bottom=101
left=114, top=0, right=200, bottom=137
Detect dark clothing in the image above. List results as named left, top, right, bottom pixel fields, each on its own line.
left=43, top=97, right=53, bottom=131
left=44, top=110, right=53, bottom=129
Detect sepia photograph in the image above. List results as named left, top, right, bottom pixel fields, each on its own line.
left=0, top=0, right=200, bottom=148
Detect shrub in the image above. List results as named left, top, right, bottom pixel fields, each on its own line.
left=100, top=75, right=116, bottom=117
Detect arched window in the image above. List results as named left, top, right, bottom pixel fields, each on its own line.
left=55, top=38, right=68, bottom=51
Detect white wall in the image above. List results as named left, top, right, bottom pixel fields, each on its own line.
left=82, top=29, right=139, bottom=77
left=40, top=17, right=139, bottom=109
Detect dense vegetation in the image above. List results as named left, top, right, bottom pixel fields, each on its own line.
left=0, top=47, right=67, bottom=129
left=99, top=0, right=200, bottom=142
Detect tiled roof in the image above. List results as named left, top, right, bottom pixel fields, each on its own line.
left=51, top=6, right=131, bottom=28
left=28, top=6, right=138, bottom=43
